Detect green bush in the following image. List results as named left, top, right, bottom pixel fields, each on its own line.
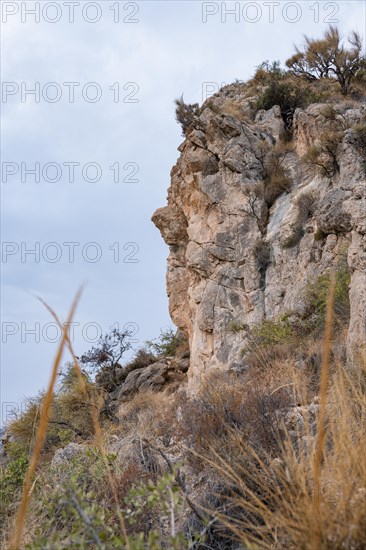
left=304, top=265, right=351, bottom=322
left=256, top=78, right=318, bottom=129
left=8, top=365, right=95, bottom=454
left=241, top=261, right=350, bottom=356
left=145, top=328, right=181, bottom=358
left=27, top=453, right=196, bottom=550
left=0, top=451, right=29, bottom=531
left=250, top=315, right=294, bottom=347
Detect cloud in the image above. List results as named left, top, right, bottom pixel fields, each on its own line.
left=1, top=0, right=365, bottom=418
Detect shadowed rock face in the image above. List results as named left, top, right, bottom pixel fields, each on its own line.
left=152, top=86, right=366, bottom=388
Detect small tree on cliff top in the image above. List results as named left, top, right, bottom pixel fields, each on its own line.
left=286, top=25, right=365, bottom=94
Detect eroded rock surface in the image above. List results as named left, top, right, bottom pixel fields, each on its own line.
left=152, top=87, right=366, bottom=387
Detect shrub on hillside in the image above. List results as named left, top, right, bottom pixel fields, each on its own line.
left=7, top=365, right=95, bottom=454
left=256, top=78, right=318, bottom=129
left=175, top=95, right=200, bottom=137
left=263, top=145, right=293, bottom=206
left=80, top=327, right=132, bottom=374
left=304, top=264, right=351, bottom=323
left=352, top=120, right=366, bottom=170
left=304, top=129, right=343, bottom=177
left=0, top=451, right=28, bottom=536
left=145, top=328, right=184, bottom=358
left=286, top=26, right=366, bottom=95
left=177, top=371, right=289, bottom=465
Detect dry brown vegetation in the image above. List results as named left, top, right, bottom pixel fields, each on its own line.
left=2, top=25, right=366, bottom=549
left=2, top=302, right=365, bottom=549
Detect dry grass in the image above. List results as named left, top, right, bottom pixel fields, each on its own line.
left=263, top=145, right=293, bottom=207
left=7, top=290, right=131, bottom=550
left=8, top=289, right=82, bottom=550
left=37, top=295, right=131, bottom=549
left=3, top=263, right=364, bottom=549
left=221, top=99, right=250, bottom=121
left=201, top=274, right=366, bottom=550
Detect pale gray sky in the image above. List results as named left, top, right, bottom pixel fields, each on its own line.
left=1, top=0, right=365, bottom=424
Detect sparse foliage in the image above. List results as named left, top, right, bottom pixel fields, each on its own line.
left=175, top=96, right=200, bottom=137
left=286, top=26, right=366, bottom=94
left=80, top=328, right=132, bottom=373
left=305, top=130, right=343, bottom=176
left=242, top=182, right=268, bottom=234
left=256, top=77, right=317, bottom=128
left=145, top=328, right=181, bottom=358
left=263, top=146, right=292, bottom=205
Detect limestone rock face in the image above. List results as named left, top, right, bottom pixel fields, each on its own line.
left=152, top=86, right=366, bottom=387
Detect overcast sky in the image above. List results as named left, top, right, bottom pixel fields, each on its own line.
left=1, top=0, right=365, bottom=424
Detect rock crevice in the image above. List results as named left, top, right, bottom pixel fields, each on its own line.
left=152, top=90, right=366, bottom=386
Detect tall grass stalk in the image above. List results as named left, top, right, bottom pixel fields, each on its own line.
left=311, top=272, right=336, bottom=549
left=36, top=295, right=130, bottom=549
left=8, top=288, right=82, bottom=550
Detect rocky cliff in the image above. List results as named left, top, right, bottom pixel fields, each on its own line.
left=152, top=85, right=366, bottom=387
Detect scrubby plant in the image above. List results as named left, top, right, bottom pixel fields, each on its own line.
left=286, top=26, right=366, bottom=95
left=24, top=449, right=201, bottom=550
left=207, top=353, right=366, bottom=550
left=124, top=348, right=157, bottom=371
left=243, top=142, right=293, bottom=231
left=304, top=264, right=351, bottom=324
left=0, top=451, right=29, bottom=536
left=352, top=119, right=366, bottom=170
left=242, top=182, right=268, bottom=234
left=227, top=320, right=249, bottom=334
left=282, top=191, right=316, bottom=248
left=353, top=121, right=366, bottom=150
left=145, top=328, right=182, bottom=358
left=80, top=328, right=132, bottom=374
left=253, top=60, right=284, bottom=83
left=263, top=145, right=293, bottom=206
left=175, top=96, right=200, bottom=137
left=256, top=78, right=318, bottom=129
left=304, top=128, right=343, bottom=177
left=8, top=365, right=95, bottom=454
left=249, top=315, right=295, bottom=348
left=177, top=371, right=290, bottom=466
left=241, top=261, right=350, bottom=362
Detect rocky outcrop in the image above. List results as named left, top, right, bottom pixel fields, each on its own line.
left=97, top=358, right=189, bottom=419
left=152, top=86, right=366, bottom=387
left=111, top=358, right=189, bottom=401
